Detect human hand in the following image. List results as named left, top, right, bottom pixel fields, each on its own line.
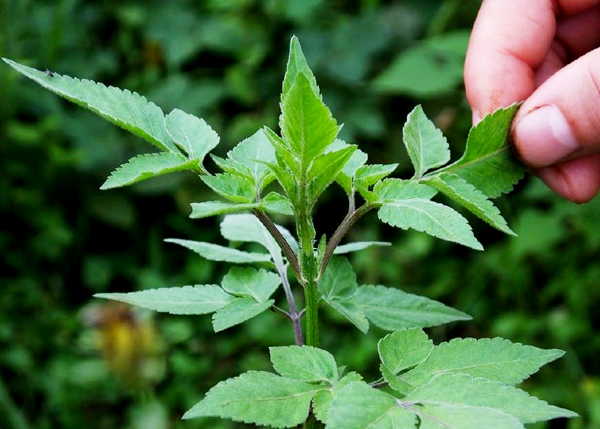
left=465, top=0, right=600, bottom=203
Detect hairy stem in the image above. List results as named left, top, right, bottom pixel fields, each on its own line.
left=303, top=278, right=319, bottom=347
left=252, top=210, right=302, bottom=281
left=277, top=264, right=304, bottom=345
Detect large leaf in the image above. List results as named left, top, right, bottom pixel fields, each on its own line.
left=329, top=300, right=369, bottom=334
left=378, top=328, right=433, bottom=375
left=414, top=404, right=523, bottom=429
left=270, top=346, right=338, bottom=383
left=221, top=267, right=280, bottom=302
left=101, top=153, right=198, bottom=190
left=351, top=285, right=471, bottom=331
left=212, top=298, right=274, bottom=332
left=327, top=382, right=417, bottom=429
left=4, top=58, right=179, bottom=153
left=94, top=285, right=233, bottom=315
left=423, top=173, right=515, bottom=235
left=402, top=105, right=450, bottom=178
left=405, top=373, right=577, bottom=424
left=183, top=371, right=323, bottom=428
left=165, top=238, right=272, bottom=264
left=165, top=108, right=219, bottom=169
left=435, top=104, right=524, bottom=198
left=400, top=337, right=565, bottom=388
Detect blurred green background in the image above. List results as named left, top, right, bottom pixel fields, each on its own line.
left=1, top=0, right=599, bottom=428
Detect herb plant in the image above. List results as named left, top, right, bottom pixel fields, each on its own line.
left=4, top=37, right=577, bottom=429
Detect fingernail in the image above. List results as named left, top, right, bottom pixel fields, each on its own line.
left=472, top=110, right=482, bottom=125
left=514, top=105, right=579, bottom=167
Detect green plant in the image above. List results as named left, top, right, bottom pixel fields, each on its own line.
left=3, top=36, right=578, bottom=429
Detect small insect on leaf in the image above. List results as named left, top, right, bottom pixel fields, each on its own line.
left=44, top=69, right=54, bottom=77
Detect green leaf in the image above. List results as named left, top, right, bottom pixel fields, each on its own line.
left=270, top=346, right=338, bottom=383
left=326, top=139, right=368, bottom=194
left=183, top=371, right=322, bottom=428
left=165, top=108, right=219, bottom=169
left=328, top=300, right=369, bottom=334
left=318, top=257, right=357, bottom=302
left=94, top=285, right=233, bottom=315
left=100, top=153, right=198, bottom=190
left=351, top=285, right=472, bottom=331
left=227, top=129, right=276, bottom=189
left=405, top=373, right=577, bottom=424
left=435, top=104, right=524, bottom=198
left=190, top=201, right=261, bottom=219
left=3, top=58, right=179, bottom=153
left=280, top=73, right=340, bottom=172
left=260, top=192, right=294, bottom=216
left=422, top=173, right=515, bottom=235
left=327, top=382, right=417, bottom=429
left=262, top=159, right=299, bottom=207
left=402, top=105, right=450, bottom=178
left=355, top=164, right=398, bottom=188
left=374, top=179, right=437, bottom=201
left=164, top=239, right=272, bottom=264
left=264, top=126, right=302, bottom=177
left=307, top=145, right=357, bottom=203
left=378, top=328, right=433, bottom=374
left=400, top=337, right=565, bottom=388
left=221, top=267, right=280, bottom=302
left=200, top=173, right=255, bottom=203
left=212, top=298, right=274, bottom=332
left=313, top=372, right=363, bottom=424
left=282, top=35, right=320, bottom=98
left=333, top=241, right=391, bottom=255
left=412, top=404, right=523, bottom=429
left=379, top=364, right=414, bottom=395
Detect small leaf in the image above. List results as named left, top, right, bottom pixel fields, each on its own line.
left=183, top=371, right=323, bottom=428
left=400, top=337, right=565, bottom=388
left=282, top=35, right=320, bottom=98
left=313, top=372, right=363, bottom=424
left=355, top=164, right=398, bottom=188
left=374, top=178, right=437, bottom=201
left=318, top=257, right=357, bottom=302
left=327, top=382, right=417, bottom=429
left=270, top=346, right=338, bottom=383
left=263, top=126, right=302, bottom=176
left=326, top=139, right=368, bottom=194
left=423, top=173, right=515, bottom=235
left=307, top=145, right=357, bottom=203
left=260, top=192, right=294, bottom=216
left=435, top=104, right=524, bottom=198
left=165, top=108, right=219, bottom=169
left=402, top=105, right=450, bottom=178
left=221, top=267, right=281, bottom=302
left=378, top=328, right=433, bottom=374
left=165, top=238, right=272, bottom=264
left=201, top=173, right=255, bottom=203
left=212, top=298, right=274, bottom=332
left=227, top=129, right=276, bottom=189
left=329, top=300, right=369, bottom=334
left=101, top=153, right=198, bottom=190
left=94, top=285, right=233, bottom=315
left=190, top=201, right=262, bottom=219
left=405, top=373, right=578, bottom=424
left=333, top=241, right=391, bottom=255
left=4, top=59, right=179, bottom=153
left=351, top=285, right=471, bottom=331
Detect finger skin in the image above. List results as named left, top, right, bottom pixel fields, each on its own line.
left=537, top=154, right=600, bottom=203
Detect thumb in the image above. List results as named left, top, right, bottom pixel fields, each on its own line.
left=512, top=49, right=600, bottom=168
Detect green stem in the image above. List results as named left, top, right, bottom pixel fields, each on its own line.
left=303, top=278, right=319, bottom=347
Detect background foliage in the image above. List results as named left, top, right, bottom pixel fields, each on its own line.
left=1, top=0, right=599, bottom=428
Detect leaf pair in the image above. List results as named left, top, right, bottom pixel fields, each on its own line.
left=318, top=257, right=471, bottom=333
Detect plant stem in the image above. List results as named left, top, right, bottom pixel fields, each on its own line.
left=303, top=278, right=319, bottom=347
left=277, top=264, right=304, bottom=345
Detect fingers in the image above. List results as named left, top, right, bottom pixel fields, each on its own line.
left=536, top=154, right=600, bottom=203
left=465, top=0, right=557, bottom=116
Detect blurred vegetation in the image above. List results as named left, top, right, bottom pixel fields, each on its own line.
left=1, top=0, right=599, bottom=428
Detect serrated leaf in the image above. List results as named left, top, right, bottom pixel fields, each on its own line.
left=263, top=160, right=299, bottom=207
left=227, top=129, right=276, bottom=189
left=374, top=179, right=438, bottom=201
left=313, top=372, right=363, bottom=424
left=212, top=298, right=274, bottom=332
left=183, top=371, right=322, bottom=428
left=351, top=285, right=471, bottom=331
left=329, top=300, right=369, bottom=334
left=318, top=257, right=357, bottom=302
left=101, top=153, right=198, bottom=190
left=270, top=346, right=338, bottom=383
left=355, top=164, right=398, bottom=188
left=94, top=285, right=233, bottom=315
left=260, top=192, right=294, bottom=216
left=423, top=173, right=515, bottom=235
left=400, top=337, right=565, bottom=388
left=405, top=373, right=577, bottom=424
left=282, top=36, right=320, bottom=99
left=327, top=382, right=417, bottom=429
left=378, top=328, right=433, bottom=374
left=403, top=105, right=450, bottom=178
left=326, top=139, right=368, bottom=194
left=263, top=126, right=302, bottom=177
left=280, top=73, right=340, bottom=172
left=380, top=364, right=414, bottom=395
left=434, top=104, right=524, bottom=198
left=308, top=145, right=357, bottom=203
left=165, top=108, right=219, bottom=169
left=165, top=239, right=272, bottom=264
left=333, top=241, right=391, bottom=255
left=190, top=201, right=261, bottom=219
left=201, top=173, right=255, bottom=203
left=3, top=59, right=179, bottom=153
left=414, top=404, right=523, bottom=429
left=221, top=267, right=281, bottom=302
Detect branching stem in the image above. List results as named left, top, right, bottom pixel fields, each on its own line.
left=277, top=264, right=304, bottom=345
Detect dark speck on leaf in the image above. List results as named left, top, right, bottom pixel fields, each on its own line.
left=44, top=69, right=54, bottom=77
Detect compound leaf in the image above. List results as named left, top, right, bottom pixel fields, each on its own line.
left=183, top=371, right=322, bottom=428
left=212, top=298, right=273, bottom=332
left=403, top=105, right=450, bottom=178
left=351, top=285, right=471, bottom=331
left=165, top=238, right=272, bottom=264
left=94, top=285, right=233, bottom=315
left=270, top=346, right=338, bottom=383
left=221, top=267, right=281, bottom=302
left=4, top=58, right=179, bottom=154
left=378, top=328, right=433, bottom=374
left=101, top=153, right=198, bottom=190
left=165, top=108, right=219, bottom=169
